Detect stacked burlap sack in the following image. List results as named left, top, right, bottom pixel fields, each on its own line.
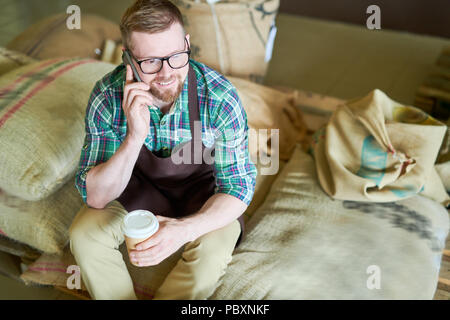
left=0, top=56, right=118, bottom=254
left=0, top=47, right=306, bottom=260
left=21, top=145, right=449, bottom=299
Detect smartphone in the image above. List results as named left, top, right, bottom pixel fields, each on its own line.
left=122, top=50, right=143, bottom=83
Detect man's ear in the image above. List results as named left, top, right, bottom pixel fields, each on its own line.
left=186, top=33, right=190, bottom=46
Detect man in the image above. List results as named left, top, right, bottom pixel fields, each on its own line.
left=69, top=0, right=257, bottom=300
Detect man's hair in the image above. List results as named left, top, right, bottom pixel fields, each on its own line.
left=120, top=0, right=185, bottom=50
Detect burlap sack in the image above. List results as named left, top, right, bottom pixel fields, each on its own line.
left=0, top=47, right=35, bottom=76
left=243, top=160, right=286, bottom=222
left=211, top=145, right=449, bottom=299
left=0, top=235, right=41, bottom=264
left=0, top=58, right=116, bottom=200
left=269, top=85, right=345, bottom=151
left=312, top=89, right=449, bottom=205
left=280, top=86, right=345, bottom=132
left=173, top=0, right=279, bottom=82
left=0, top=177, right=83, bottom=255
left=437, top=120, right=450, bottom=164
left=228, top=76, right=307, bottom=163
left=435, top=161, right=450, bottom=192
left=7, top=13, right=121, bottom=60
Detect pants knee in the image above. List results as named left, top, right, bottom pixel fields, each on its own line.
left=189, top=254, right=231, bottom=299
left=68, top=214, right=93, bottom=257
left=69, top=207, right=96, bottom=243
left=183, top=221, right=240, bottom=265
left=68, top=205, right=122, bottom=255
left=184, top=242, right=233, bottom=281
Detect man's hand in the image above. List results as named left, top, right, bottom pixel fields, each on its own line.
left=128, top=215, right=192, bottom=267
left=123, top=64, right=153, bottom=144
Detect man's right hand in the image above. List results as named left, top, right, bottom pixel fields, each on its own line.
left=123, top=64, right=152, bottom=144
left=84, top=65, right=154, bottom=208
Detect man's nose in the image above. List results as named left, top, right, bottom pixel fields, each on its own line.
left=158, top=60, right=172, bottom=77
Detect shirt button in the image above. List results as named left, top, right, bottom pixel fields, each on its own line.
left=162, top=146, right=168, bottom=150
left=161, top=119, right=166, bottom=125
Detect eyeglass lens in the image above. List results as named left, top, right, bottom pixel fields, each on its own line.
left=140, top=52, right=189, bottom=74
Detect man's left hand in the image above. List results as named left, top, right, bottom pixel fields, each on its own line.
left=129, top=215, right=192, bottom=267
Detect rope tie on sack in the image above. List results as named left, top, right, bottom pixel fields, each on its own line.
left=388, top=144, right=415, bottom=177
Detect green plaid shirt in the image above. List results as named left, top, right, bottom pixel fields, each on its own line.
left=76, top=60, right=257, bottom=206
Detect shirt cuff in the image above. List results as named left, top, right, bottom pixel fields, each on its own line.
left=215, top=179, right=256, bottom=206
left=75, top=167, right=93, bottom=204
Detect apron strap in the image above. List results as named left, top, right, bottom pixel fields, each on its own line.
left=187, top=64, right=200, bottom=141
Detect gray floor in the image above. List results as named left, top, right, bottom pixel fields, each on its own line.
left=0, top=1, right=449, bottom=300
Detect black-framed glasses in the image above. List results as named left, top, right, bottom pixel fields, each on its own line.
left=127, top=38, right=191, bottom=74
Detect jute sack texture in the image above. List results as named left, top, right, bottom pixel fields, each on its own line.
left=228, top=76, right=307, bottom=163
left=173, top=0, right=279, bottom=82
left=7, top=13, right=121, bottom=60
left=0, top=47, right=35, bottom=76
left=0, top=58, right=117, bottom=200
left=435, top=161, right=450, bottom=192
left=0, top=177, right=83, bottom=254
left=312, top=89, right=449, bottom=205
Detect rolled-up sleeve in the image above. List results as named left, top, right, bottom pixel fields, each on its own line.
left=212, top=88, right=257, bottom=206
left=75, top=82, right=119, bottom=203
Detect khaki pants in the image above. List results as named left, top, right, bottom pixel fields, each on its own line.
left=68, top=200, right=241, bottom=300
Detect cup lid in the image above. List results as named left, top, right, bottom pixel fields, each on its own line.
left=121, top=210, right=159, bottom=239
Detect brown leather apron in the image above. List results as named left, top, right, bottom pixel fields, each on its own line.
left=117, top=66, right=244, bottom=246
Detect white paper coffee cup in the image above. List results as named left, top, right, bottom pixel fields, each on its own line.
left=122, top=210, right=159, bottom=260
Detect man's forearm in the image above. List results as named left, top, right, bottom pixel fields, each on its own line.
left=85, top=135, right=143, bottom=208
left=180, top=193, right=248, bottom=242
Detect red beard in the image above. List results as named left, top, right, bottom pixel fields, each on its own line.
left=149, top=74, right=184, bottom=103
